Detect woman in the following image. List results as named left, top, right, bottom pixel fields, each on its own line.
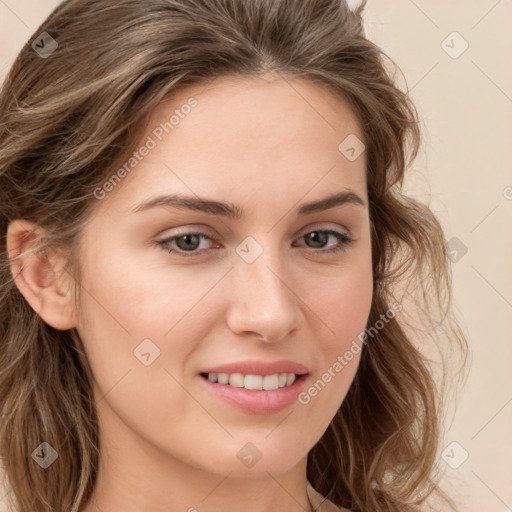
left=0, top=0, right=469, bottom=511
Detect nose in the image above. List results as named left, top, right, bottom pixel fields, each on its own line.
left=225, top=249, right=302, bottom=343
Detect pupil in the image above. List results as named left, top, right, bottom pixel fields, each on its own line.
left=306, top=231, right=327, bottom=248
left=177, top=234, right=200, bottom=251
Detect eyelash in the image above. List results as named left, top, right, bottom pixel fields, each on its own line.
left=156, top=229, right=354, bottom=258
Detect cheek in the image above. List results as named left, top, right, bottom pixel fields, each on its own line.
left=328, top=274, right=372, bottom=347
left=78, top=240, right=215, bottom=337
left=295, top=258, right=373, bottom=425
left=309, top=256, right=373, bottom=353
left=74, top=244, right=227, bottom=399
left=73, top=251, right=211, bottom=455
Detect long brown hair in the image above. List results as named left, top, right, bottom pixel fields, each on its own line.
left=0, top=1, right=469, bottom=510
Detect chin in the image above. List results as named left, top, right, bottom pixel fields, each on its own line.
left=193, top=438, right=307, bottom=477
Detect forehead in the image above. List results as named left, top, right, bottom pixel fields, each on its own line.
left=94, top=73, right=367, bottom=216
left=151, top=73, right=363, bottom=150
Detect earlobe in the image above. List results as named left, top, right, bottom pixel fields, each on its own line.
left=6, top=219, right=78, bottom=330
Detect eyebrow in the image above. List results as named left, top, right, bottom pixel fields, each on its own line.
left=131, top=190, right=366, bottom=219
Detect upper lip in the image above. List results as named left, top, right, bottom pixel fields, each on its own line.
left=200, top=360, right=310, bottom=376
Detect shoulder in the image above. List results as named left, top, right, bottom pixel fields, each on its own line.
left=306, top=480, right=352, bottom=512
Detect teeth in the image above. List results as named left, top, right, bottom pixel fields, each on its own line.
left=229, top=373, right=244, bottom=387
left=286, top=373, right=295, bottom=386
left=262, top=374, right=278, bottom=390
left=244, top=374, right=262, bottom=389
left=205, top=372, right=297, bottom=390
left=217, top=373, right=229, bottom=384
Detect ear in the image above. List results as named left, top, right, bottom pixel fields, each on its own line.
left=6, top=219, right=78, bottom=330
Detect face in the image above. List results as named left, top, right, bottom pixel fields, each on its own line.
left=74, top=74, right=373, bottom=479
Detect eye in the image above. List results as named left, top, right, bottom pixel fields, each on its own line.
left=157, top=232, right=215, bottom=257
left=294, top=229, right=354, bottom=254
left=156, top=229, right=354, bottom=258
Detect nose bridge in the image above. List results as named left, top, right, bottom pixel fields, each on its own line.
left=226, top=240, right=300, bottom=340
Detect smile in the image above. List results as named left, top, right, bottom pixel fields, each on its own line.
left=198, top=373, right=309, bottom=414
left=200, top=372, right=297, bottom=390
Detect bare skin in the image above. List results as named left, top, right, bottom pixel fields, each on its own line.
left=8, top=73, right=370, bottom=512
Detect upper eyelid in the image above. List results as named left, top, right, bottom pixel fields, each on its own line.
left=158, top=221, right=352, bottom=238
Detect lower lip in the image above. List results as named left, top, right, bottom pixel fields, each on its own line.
left=198, top=374, right=308, bottom=414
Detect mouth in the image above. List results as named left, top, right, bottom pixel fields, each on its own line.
left=198, top=371, right=309, bottom=414
left=199, top=372, right=308, bottom=391
left=197, top=359, right=310, bottom=413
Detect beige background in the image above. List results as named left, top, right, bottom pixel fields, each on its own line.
left=0, top=1, right=511, bottom=511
